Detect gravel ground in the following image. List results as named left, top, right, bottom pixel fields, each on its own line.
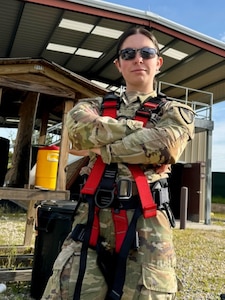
left=174, top=226, right=225, bottom=300
left=0, top=213, right=225, bottom=300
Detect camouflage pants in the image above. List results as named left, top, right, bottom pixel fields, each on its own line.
left=42, top=205, right=179, bottom=300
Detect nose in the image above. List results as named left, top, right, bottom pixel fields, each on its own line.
left=133, top=51, right=143, bottom=63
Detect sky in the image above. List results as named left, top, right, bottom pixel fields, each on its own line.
left=1, top=0, right=225, bottom=171
left=101, top=0, right=225, bottom=172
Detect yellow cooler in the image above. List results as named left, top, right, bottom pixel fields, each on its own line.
left=35, top=145, right=59, bottom=190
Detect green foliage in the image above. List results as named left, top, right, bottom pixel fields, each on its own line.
left=212, top=196, right=225, bottom=204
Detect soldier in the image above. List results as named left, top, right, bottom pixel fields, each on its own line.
left=42, top=27, right=195, bottom=300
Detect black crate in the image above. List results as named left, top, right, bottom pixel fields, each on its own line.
left=30, top=200, right=77, bottom=299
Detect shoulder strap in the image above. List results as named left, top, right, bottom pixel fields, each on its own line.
left=135, top=93, right=168, bottom=126
left=101, top=92, right=120, bottom=118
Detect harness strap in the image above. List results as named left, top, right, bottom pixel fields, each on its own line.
left=89, top=206, right=100, bottom=247
left=135, top=101, right=158, bottom=126
left=73, top=156, right=105, bottom=299
left=80, top=156, right=105, bottom=248
left=73, top=194, right=95, bottom=300
left=128, top=164, right=157, bottom=218
left=112, top=209, right=129, bottom=253
left=101, top=92, right=120, bottom=118
left=81, top=155, right=106, bottom=195
left=106, top=205, right=142, bottom=300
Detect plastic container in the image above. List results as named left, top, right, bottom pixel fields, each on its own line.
left=30, top=200, right=77, bottom=299
left=35, top=145, right=59, bottom=190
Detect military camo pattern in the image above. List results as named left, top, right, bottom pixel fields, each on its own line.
left=42, top=90, right=194, bottom=300
left=42, top=204, right=178, bottom=300
left=66, top=90, right=194, bottom=182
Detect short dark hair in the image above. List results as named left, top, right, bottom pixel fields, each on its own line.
left=116, top=27, right=160, bottom=58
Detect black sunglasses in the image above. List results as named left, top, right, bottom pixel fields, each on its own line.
left=119, top=47, right=159, bottom=60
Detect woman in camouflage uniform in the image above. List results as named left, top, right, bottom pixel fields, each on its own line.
left=42, top=27, right=195, bottom=300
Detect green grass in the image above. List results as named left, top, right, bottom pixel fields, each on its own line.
left=212, top=196, right=225, bottom=204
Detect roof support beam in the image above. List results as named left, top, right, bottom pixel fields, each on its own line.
left=22, top=0, right=225, bottom=57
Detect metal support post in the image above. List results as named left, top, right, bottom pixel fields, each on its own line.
left=180, top=186, right=188, bottom=229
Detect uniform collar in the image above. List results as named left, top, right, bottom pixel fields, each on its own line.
left=122, top=90, right=157, bottom=105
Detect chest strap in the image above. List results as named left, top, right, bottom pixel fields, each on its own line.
left=81, top=157, right=129, bottom=252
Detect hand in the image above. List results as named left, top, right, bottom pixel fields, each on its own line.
left=69, top=149, right=90, bottom=156
left=155, top=164, right=170, bottom=174
left=69, top=147, right=101, bottom=156
left=90, top=148, right=101, bottom=155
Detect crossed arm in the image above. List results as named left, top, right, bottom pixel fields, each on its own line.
left=67, top=99, right=195, bottom=165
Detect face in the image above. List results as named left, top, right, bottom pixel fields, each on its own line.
left=114, top=33, right=163, bottom=93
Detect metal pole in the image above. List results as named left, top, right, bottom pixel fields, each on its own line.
left=180, top=186, right=188, bottom=229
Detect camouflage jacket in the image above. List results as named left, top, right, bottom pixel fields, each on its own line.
left=66, top=90, right=195, bottom=183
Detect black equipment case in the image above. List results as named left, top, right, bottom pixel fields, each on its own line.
left=30, top=200, right=77, bottom=299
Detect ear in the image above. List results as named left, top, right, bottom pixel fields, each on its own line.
left=157, top=56, right=163, bottom=70
left=114, top=58, right=122, bottom=73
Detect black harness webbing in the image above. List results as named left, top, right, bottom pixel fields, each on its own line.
left=73, top=194, right=95, bottom=300
left=105, top=205, right=142, bottom=300
left=72, top=156, right=106, bottom=300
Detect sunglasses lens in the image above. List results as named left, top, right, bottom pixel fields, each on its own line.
left=120, top=48, right=136, bottom=60
left=141, top=47, right=157, bottom=59
left=119, top=47, right=158, bottom=60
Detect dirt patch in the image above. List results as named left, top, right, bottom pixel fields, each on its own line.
left=211, top=203, right=225, bottom=213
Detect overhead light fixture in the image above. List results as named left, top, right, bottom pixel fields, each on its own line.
left=46, top=43, right=76, bottom=54
left=76, top=48, right=103, bottom=58
left=59, top=18, right=122, bottom=39
left=163, top=48, right=188, bottom=60
left=92, top=26, right=123, bottom=38
left=59, top=19, right=94, bottom=33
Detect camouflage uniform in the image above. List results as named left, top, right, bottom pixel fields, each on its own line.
left=42, top=90, right=195, bottom=300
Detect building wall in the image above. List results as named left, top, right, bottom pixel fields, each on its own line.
left=175, top=131, right=207, bottom=222
left=179, top=131, right=207, bottom=163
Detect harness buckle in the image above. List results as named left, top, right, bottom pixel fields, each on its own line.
left=117, top=179, right=132, bottom=200
left=135, top=101, right=158, bottom=118
left=95, top=187, right=115, bottom=208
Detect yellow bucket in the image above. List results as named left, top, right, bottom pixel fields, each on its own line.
left=35, top=145, right=59, bottom=190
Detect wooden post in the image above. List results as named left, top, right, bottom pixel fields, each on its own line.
left=0, top=87, right=2, bottom=105
left=23, top=199, right=36, bottom=246
left=56, top=99, right=74, bottom=190
left=39, top=110, right=49, bottom=145
left=5, top=92, right=39, bottom=187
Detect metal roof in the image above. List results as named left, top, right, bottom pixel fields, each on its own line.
left=0, top=0, right=225, bottom=105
